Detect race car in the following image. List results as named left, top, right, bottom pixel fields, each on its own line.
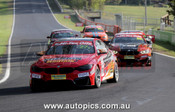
left=109, top=33, right=152, bottom=66
left=47, top=29, right=79, bottom=48
left=80, top=25, right=108, bottom=42
left=120, top=30, right=155, bottom=52
left=30, top=38, right=119, bottom=91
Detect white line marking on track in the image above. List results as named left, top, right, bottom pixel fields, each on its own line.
left=0, top=0, right=15, bottom=84
left=45, top=0, right=70, bottom=30
left=154, top=52, right=175, bottom=59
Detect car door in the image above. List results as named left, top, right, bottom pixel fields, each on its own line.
left=95, top=40, right=113, bottom=80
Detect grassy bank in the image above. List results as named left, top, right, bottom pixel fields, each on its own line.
left=153, top=40, right=175, bottom=57
left=47, top=0, right=83, bottom=31
left=0, top=0, right=13, bottom=73
left=103, top=5, right=169, bottom=19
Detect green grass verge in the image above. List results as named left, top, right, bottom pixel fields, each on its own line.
left=0, top=0, right=13, bottom=73
left=153, top=40, right=175, bottom=57
left=47, top=0, right=83, bottom=32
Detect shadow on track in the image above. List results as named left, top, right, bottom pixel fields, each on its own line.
left=0, top=85, right=96, bottom=96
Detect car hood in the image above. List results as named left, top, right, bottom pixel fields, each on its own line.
left=35, top=54, right=96, bottom=68
left=110, top=43, right=148, bottom=51
left=84, top=32, right=106, bottom=37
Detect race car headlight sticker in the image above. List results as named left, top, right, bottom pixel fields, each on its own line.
left=78, top=72, right=90, bottom=78
left=140, top=49, right=150, bottom=54
left=31, top=66, right=43, bottom=73
left=31, top=73, right=41, bottom=79
left=76, top=64, right=93, bottom=71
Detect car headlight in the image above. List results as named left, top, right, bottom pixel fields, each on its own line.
left=140, top=49, right=150, bottom=54
left=75, top=64, right=93, bottom=71
left=31, top=66, right=43, bottom=73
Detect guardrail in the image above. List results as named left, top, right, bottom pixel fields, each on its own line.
left=75, top=10, right=121, bottom=34
left=54, top=0, right=63, bottom=12
left=148, top=29, right=175, bottom=45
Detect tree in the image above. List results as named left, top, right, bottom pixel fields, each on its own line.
left=105, top=0, right=122, bottom=5
left=87, top=0, right=106, bottom=10
left=167, top=0, right=175, bottom=30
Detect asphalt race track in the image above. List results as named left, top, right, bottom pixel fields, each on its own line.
left=0, top=0, right=175, bottom=112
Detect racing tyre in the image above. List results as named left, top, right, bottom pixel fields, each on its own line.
left=94, top=67, right=101, bottom=88
left=107, top=62, right=119, bottom=83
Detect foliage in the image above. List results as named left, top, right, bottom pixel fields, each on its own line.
left=58, top=0, right=106, bottom=10
left=167, top=0, right=175, bottom=17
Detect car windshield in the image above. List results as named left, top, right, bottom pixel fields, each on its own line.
left=52, top=33, right=74, bottom=38
left=113, top=37, right=145, bottom=44
left=85, top=28, right=104, bottom=32
left=46, top=44, right=95, bottom=55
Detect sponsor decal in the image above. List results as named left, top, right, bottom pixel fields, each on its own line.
left=116, top=34, right=142, bottom=38
left=51, top=74, right=66, bottom=80
left=55, top=41, right=93, bottom=46
left=44, top=57, right=82, bottom=63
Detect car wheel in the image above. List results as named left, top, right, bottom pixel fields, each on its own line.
left=94, top=67, right=101, bottom=88
left=107, top=62, right=119, bottom=83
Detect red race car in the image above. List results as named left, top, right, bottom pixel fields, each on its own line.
left=109, top=33, right=152, bottom=66
left=47, top=29, right=79, bottom=48
left=30, top=38, right=119, bottom=91
left=81, top=25, right=108, bottom=42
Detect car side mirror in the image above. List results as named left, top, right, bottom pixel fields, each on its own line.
left=146, top=35, right=155, bottom=43
left=105, top=30, right=108, bottom=33
left=47, top=36, right=51, bottom=39
left=36, top=51, right=46, bottom=56
left=97, top=49, right=107, bottom=55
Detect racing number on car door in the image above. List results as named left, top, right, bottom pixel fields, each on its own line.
left=96, top=40, right=112, bottom=77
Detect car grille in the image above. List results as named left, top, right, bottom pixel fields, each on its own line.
left=119, top=50, right=139, bottom=55
left=59, top=67, right=74, bottom=74
left=43, top=67, right=78, bottom=74
left=44, top=68, right=58, bottom=74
